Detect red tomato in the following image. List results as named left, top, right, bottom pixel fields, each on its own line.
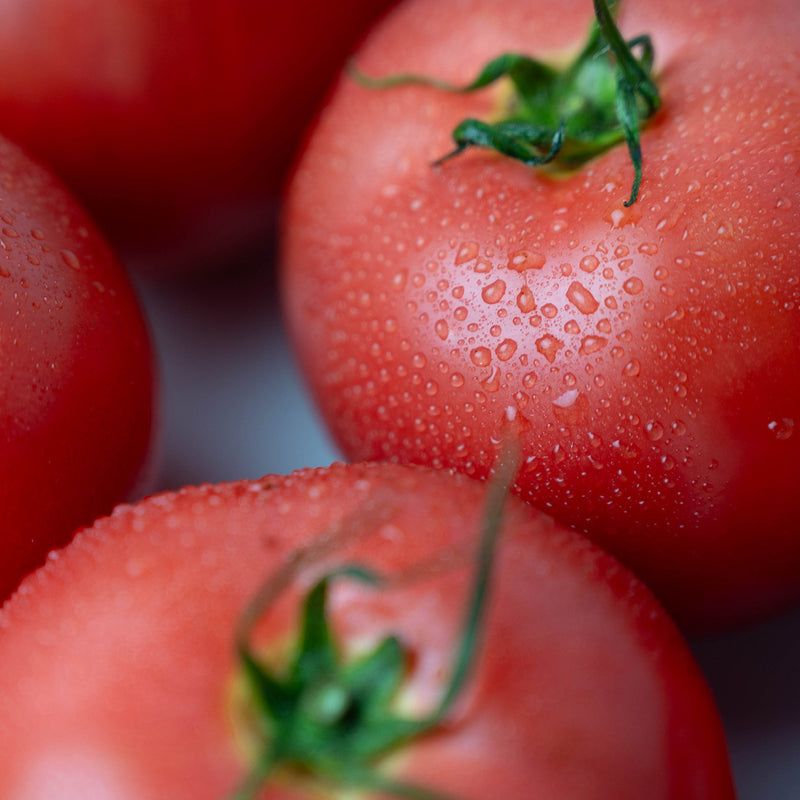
left=0, top=0, right=395, bottom=268
left=0, top=134, right=155, bottom=601
left=0, top=462, right=734, bottom=799
left=281, top=0, right=800, bottom=630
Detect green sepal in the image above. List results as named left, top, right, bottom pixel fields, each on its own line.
left=227, top=443, right=522, bottom=800
left=352, top=0, right=661, bottom=205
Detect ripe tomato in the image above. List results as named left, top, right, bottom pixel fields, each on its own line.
left=0, top=0, right=395, bottom=268
left=0, top=134, right=155, bottom=601
left=281, top=0, right=800, bottom=630
left=0, top=462, right=734, bottom=799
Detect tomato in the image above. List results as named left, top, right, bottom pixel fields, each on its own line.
left=0, top=462, right=734, bottom=799
left=0, top=0, right=396, bottom=269
left=281, top=0, right=800, bottom=630
left=0, top=133, right=155, bottom=602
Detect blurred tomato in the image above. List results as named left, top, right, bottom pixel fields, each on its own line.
left=0, top=134, right=155, bottom=600
left=0, top=0, right=395, bottom=269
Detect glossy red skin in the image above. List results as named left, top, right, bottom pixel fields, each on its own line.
left=0, top=463, right=734, bottom=799
left=0, top=0, right=395, bottom=267
left=282, top=0, right=800, bottom=630
left=0, top=135, right=155, bottom=601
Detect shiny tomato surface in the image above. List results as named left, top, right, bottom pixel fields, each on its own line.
left=0, top=135, right=155, bottom=600
left=0, top=463, right=734, bottom=799
left=282, top=0, right=800, bottom=630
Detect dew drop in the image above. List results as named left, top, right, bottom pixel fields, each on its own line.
left=481, top=279, right=507, bottom=304
left=523, top=372, right=537, bottom=389
left=495, top=338, right=518, bottom=361
left=450, top=372, right=465, bottom=388
left=455, top=241, right=479, bottom=265
left=481, top=367, right=501, bottom=393
left=435, top=319, right=449, bottom=340
left=566, top=281, right=600, bottom=314
left=470, top=347, right=492, bottom=367
left=768, top=418, right=794, bottom=440
left=639, top=242, right=659, bottom=256
left=392, top=269, right=408, bottom=291
left=645, top=420, right=664, bottom=441
left=580, top=335, right=607, bottom=355
left=564, top=319, right=581, bottom=335
left=580, top=255, right=600, bottom=273
left=541, top=303, right=558, bottom=319
left=623, top=277, right=644, bottom=295
left=516, top=285, right=536, bottom=313
left=61, top=250, right=81, bottom=270
left=536, top=335, right=565, bottom=363
left=507, top=250, right=546, bottom=271
left=612, top=440, right=641, bottom=459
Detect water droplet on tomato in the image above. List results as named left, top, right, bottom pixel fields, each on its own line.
left=536, top=335, right=565, bottom=363
left=481, top=367, right=501, bottom=392
left=552, top=389, right=589, bottom=425
left=455, top=241, right=479, bottom=264
left=481, top=279, right=506, bottom=304
left=612, top=440, right=641, bottom=459
left=541, top=303, right=558, bottom=319
left=495, top=338, right=518, bottom=361
left=623, top=277, right=644, bottom=295
left=567, top=281, right=599, bottom=314
left=435, top=319, right=449, bottom=340
left=580, top=335, right=608, bottom=355
left=450, top=372, right=465, bottom=388
left=645, top=420, right=664, bottom=441
left=516, top=286, right=536, bottom=313
left=768, top=418, right=794, bottom=440
left=507, top=250, right=546, bottom=271
left=470, top=347, right=492, bottom=367
left=564, top=319, right=581, bottom=335
left=622, top=359, right=641, bottom=377
left=580, top=255, right=600, bottom=273
left=638, top=242, right=659, bottom=256
left=671, top=419, right=687, bottom=436
left=61, top=250, right=81, bottom=270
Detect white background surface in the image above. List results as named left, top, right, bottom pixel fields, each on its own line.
left=133, top=247, right=800, bottom=800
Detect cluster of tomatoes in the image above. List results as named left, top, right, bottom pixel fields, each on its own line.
left=0, top=0, right=797, bottom=797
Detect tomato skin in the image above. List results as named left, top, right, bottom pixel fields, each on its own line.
left=281, top=0, right=800, bottom=630
left=0, top=0, right=395, bottom=268
left=0, top=462, right=734, bottom=799
left=0, top=134, right=155, bottom=601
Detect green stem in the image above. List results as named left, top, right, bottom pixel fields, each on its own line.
left=353, top=0, right=661, bottom=205
left=226, top=445, right=521, bottom=800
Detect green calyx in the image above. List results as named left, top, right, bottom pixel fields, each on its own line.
left=353, top=0, right=661, bottom=206
left=226, top=446, right=520, bottom=800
